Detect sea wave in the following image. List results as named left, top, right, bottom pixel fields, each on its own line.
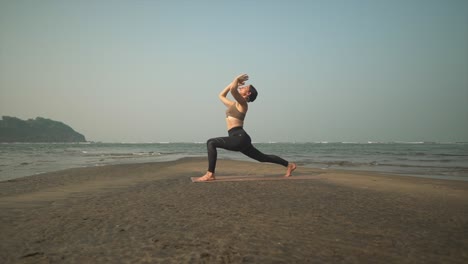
left=1, top=142, right=467, bottom=181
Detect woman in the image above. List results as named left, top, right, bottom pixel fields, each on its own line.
left=195, top=73, right=296, bottom=182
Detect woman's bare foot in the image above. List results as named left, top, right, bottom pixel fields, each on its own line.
left=195, top=171, right=215, bottom=182
left=285, top=162, right=297, bottom=177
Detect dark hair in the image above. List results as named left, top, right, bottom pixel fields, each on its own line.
left=248, top=85, right=258, bottom=102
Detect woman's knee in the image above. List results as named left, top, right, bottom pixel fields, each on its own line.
left=258, top=155, right=271, bottom=163
left=207, top=138, right=221, bottom=150
left=255, top=154, right=278, bottom=163
left=207, top=138, right=214, bottom=148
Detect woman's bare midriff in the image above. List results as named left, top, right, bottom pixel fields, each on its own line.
left=226, top=116, right=244, bottom=130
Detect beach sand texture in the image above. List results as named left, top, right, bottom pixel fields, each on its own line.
left=1, top=157, right=467, bottom=263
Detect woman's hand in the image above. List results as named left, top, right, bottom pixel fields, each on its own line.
left=235, top=74, right=249, bottom=85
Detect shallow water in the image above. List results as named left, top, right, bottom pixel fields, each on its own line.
left=1, top=142, right=467, bottom=181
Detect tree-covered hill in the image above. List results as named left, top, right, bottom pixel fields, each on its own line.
left=0, top=116, right=86, bottom=142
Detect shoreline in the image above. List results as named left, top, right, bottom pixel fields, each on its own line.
left=3, top=155, right=468, bottom=184
left=2, top=142, right=467, bottom=183
left=1, top=158, right=467, bottom=263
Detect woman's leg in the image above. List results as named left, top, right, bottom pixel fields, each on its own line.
left=241, top=144, right=289, bottom=167
left=241, top=144, right=297, bottom=176
left=195, top=135, right=244, bottom=182
left=207, top=135, right=244, bottom=173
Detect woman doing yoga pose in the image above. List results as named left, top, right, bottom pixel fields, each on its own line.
left=195, top=74, right=296, bottom=182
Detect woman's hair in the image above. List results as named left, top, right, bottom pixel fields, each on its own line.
left=248, top=85, right=258, bottom=102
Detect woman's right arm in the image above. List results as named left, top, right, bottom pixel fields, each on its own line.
left=219, top=74, right=248, bottom=106
left=219, top=81, right=235, bottom=107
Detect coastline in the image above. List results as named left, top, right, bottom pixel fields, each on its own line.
left=2, top=142, right=467, bottom=182
left=1, top=157, right=467, bottom=263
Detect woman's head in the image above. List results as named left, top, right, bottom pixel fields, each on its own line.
left=248, top=85, right=258, bottom=102
left=239, top=85, right=258, bottom=103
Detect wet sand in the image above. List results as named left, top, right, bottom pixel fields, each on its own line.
left=0, top=157, right=467, bottom=263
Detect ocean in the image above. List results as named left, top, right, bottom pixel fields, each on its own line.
left=1, top=142, right=467, bottom=182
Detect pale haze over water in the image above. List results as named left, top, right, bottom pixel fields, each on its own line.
left=1, top=0, right=467, bottom=143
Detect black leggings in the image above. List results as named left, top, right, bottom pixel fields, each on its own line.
left=206, top=127, right=289, bottom=173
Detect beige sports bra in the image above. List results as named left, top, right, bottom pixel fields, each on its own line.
left=226, top=103, right=246, bottom=121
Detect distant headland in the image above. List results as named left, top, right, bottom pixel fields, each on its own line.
left=0, top=116, right=86, bottom=143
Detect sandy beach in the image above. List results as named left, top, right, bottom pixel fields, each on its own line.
left=0, top=157, right=467, bottom=263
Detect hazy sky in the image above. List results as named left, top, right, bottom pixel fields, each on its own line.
left=1, top=0, right=467, bottom=143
